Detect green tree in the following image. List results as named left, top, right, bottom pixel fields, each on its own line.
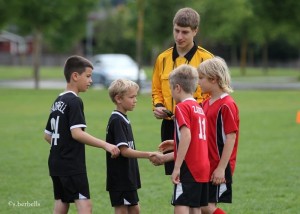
left=143, top=0, right=193, bottom=63
left=92, top=0, right=191, bottom=64
left=8, top=0, right=96, bottom=89
left=93, top=5, right=137, bottom=56
left=0, top=1, right=13, bottom=28
left=193, top=0, right=254, bottom=74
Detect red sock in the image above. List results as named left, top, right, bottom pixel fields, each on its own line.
left=213, top=208, right=226, bottom=214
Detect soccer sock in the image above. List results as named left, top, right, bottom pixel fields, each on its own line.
left=213, top=208, right=226, bottom=214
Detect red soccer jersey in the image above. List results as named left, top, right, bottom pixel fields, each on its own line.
left=202, top=93, right=239, bottom=177
left=174, top=98, right=210, bottom=182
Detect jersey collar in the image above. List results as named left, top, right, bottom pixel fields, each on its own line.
left=172, top=42, right=198, bottom=63
left=59, top=91, right=78, bottom=97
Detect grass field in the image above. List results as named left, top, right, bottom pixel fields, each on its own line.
left=0, top=86, right=299, bottom=213
left=0, top=65, right=299, bottom=81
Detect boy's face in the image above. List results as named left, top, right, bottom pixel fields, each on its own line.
left=173, top=24, right=197, bottom=50
left=198, top=74, right=212, bottom=94
left=117, top=87, right=138, bottom=113
left=170, top=84, right=180, bottom=103
left=76, top=67, right=93, bottom=92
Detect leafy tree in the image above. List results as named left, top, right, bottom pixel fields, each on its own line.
left=193, top=0, right=254, bottom=74
left=256, top=1, right=300, bottom=54
left=93, top=5, right=136, bottom=56
left=247, top=0, right=300, bottom=72
left=7, top=0, right=96, bottom=89
left=0, top=1, right=13, bottom=28
left=143, top=0, right=194, bottom=63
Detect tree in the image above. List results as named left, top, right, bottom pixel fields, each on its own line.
left=143, top=0, right=188, bottom=63
left=0, top=1, right=13, bottom=28
left=193, top=0, right=254, bottom=74
left=93, top=4, right=137, bottom=56
left=136, top=0, right=145, bottom=87
left=8, top=0, right=96, bottom=89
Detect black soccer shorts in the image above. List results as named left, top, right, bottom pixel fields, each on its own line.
left=208, top=182, right=232, bottom=203
left=108, top=190, right=139, bottom=207
left=51, top=173, right=90, bottom=203
left=171, top=182, right=209, bottom=207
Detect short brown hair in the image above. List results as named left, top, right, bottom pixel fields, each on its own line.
left=173, top=7, right=200, bottom=30
left=64, top=55, right=93, bottom=82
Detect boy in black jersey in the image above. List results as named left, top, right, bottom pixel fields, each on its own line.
left=44, top=55, right=120, bottom=214
left=106, top=79, right=158, bottom=214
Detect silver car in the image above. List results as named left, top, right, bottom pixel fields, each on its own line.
left=91, top=54, right=147, bottom=88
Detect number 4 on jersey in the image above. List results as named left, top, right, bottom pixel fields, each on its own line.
left=50, top=116, right=60, bottom=146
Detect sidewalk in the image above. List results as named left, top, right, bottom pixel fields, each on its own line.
left=0, top=79, right=66, bottom=89
left=1, top=79, right=300, bottom=90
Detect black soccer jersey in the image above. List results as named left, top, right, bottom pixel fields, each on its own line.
left=105, top=111, right=141, bottom=191
left=44, top=91, right=87, bottom=176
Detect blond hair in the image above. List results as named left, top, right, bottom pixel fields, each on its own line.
left=108, top=79, right=139, bottom=104
left=169, top=64, right=198, bottom=94
left=197, top=57, right=233, bottom=93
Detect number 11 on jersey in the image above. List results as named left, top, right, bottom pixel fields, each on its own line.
left=199, top=118, right=206, bottom=140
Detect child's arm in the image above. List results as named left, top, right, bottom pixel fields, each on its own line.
left=211, top=132, right=236, bottom=185
left=71, top=128, right=120, bottom=158
left=158, top=139, right=174, bottom=153
left=119, top=146, right=155, bottom=159
left=44, top=133, right=51, bottom=144
left=149, top=152, right=174, bottom=166
left=172, top=126, right=191, bottom=184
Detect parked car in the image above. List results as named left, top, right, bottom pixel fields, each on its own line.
left=91, top=54, right=147, bottom=88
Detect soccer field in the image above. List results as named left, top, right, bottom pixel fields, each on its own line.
left=0, top=88, right=299, bottom=213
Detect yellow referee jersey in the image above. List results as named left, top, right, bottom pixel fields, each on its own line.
left=152, top=43, right=214, bottom=115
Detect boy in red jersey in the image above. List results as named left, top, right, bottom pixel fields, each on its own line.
left=197, top=57, right=240, bottom=214
left=151, top=64, right=210, bottom=213
left=152, top=7, right=213, bottom=176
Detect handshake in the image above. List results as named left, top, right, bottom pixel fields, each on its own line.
left=148, top=140, right=174, bottom=166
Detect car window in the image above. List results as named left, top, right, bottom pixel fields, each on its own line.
left=106, top=56, right=134, bottom=65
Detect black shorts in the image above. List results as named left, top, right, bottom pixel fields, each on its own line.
left=161, top=119, right=174, bottom=175
left=171, top=182, right=208, bottom=208
left=51, top=174, right=90, bottom=203
left=208, top=182, right=232, bottom=203
left=108, top=190, right=139, bottom=207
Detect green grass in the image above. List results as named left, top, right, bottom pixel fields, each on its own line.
left=0, top=88, right=299, bottom=213
left=0, top=66, right=63, bottom=80
left=0, top=65, right=299, bottom=82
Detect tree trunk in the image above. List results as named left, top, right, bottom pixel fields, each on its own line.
left=298, top=49, right=300, bottom=80
left=230, top=44, right=238, bottom=66
left=262, top=42, right=269, bottom=75
left=248, top=46, right=254, bottom=67
left=32, top=29, right=42, bottom=89
left=240, top=37, right=248, bottom=76
left=136, top=0, right=144, bottom=87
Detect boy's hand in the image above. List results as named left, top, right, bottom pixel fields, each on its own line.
left=153, top=107, right=169, bottom=119
left=211, top=167, right=226, bottom=185
left=106, top=143, right=120, bottom=158
left=171, top=167, right=180, bottom=184
left=158, top=140, right=174, bottom=153
left=149, top=152, right=164, bottom=166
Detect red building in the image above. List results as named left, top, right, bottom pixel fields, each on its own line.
left=0, top=31, right=30, bottom=55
